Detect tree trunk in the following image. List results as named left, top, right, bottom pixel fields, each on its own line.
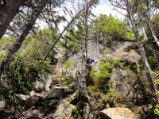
left=96, top=32, right=99, bottom=58
left=146, top=18, right=159, bottom=47
left=83, top=0, right=89, bottom=59
left=0, top=0, right=26, bottom=39
left=138, top=43, right=158, bottom=97
left=142, top=27, right=148, bottom=42
left=125, top=0, right=159, bottom=101
left=144, top=2, right=159, bottom=47
left=0, top=1, right=46, bottom=72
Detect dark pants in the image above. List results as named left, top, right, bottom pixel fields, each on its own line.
left=85, top=64, right=92, bottom=70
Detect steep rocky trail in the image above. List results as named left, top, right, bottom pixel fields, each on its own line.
left=0, top=37, right=157, bottom=119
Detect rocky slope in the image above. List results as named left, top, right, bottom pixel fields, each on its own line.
left=0, top=36, right=158, bottom=119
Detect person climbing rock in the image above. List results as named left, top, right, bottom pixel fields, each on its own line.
left=83, top=51, right=97, bottom=70
left=85, top=57, right=97, bottom=70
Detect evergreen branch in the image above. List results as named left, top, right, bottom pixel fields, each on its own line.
left=43, top=9, right=82, bottom=60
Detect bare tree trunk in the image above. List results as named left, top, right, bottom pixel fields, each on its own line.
left=96, top=32, right=99, bottom=58
left=146, top=17, right=159, bottom=47
left=78, top=0, right=94, bottom=99
left=124, top=0, right=159, bottom=101
left=143, top=0, right=159, bottom=47
left=79, top=0, right=89, bottom=99
left=142, top=27, right=148, bottom=42
left=0, top=1, right=46, bottom=72
left=83, top=0, right=89, bottom=59
left=0, top=0, right=26, bottom=39
left=138, top=43, right=158, bottom=96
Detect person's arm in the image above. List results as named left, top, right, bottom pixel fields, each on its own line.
left=94, top=59, right=98, bottom=63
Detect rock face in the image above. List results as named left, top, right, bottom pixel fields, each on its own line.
left=103, top=42, right=141, bottom=67
left=109, top=42, right=144, bottom=101
left=110, top=68, right=137, bottom=99
left=99, top=107, right=141, bottom=119
left=21, top=109, right=44, bottom=119
left=113, top=42, right=141, bottom=64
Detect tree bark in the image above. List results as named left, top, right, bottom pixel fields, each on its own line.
left=144, top=0, right=159, bottom=47
left=146, top=17, right=159, bottom=47
left=124, top=0, right=159, bottom=101
left=138, top=43, right=158, bottom=94
left=0, top=0, right=26, bottom=39
left=0, top=1, right=46, bottom=72
left=142, top=27, right=148, bottom=42
left=83, top=0, right=89, bottom=59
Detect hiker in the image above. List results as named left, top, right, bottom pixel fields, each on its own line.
left=83, top=52, right=97, bottom=69
left=85, top=57, right=97, bottom=70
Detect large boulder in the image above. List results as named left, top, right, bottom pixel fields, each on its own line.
left=99, top=107, right=141, bottom=119
left=45, top=100, right=74, bottom=119
left=53, top=100, right=74, bottom=119
left=45, top=87, right=74, bottom=100
left=45, top=87, right=66, bottom=100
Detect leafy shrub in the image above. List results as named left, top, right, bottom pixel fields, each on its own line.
left=148, top=56, right=158, bottom=69
left=0, top=29, right=55, bottom=109
left=90, top=60, right=120, bottom=93
left=94, top=14, right=135, bottom=41
left=154, top=105, right=159, bottom=115
left=63, top=60, right=75, bottom=69
left=0, top=57, right=51, bottom=109
left=70, top=106, right=78, bottom=119
left=63, top=60, right=75, bottom=73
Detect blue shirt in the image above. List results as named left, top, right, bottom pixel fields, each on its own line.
left=86, top=58, right=94, bottom=64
